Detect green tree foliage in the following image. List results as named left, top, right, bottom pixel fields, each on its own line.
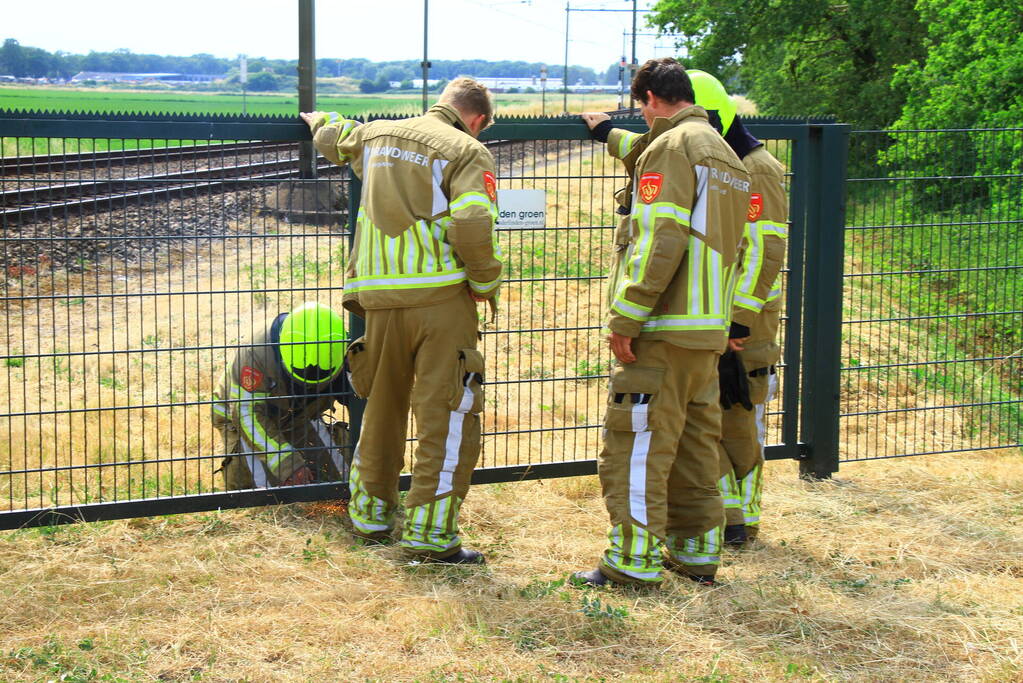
left=245, top=71, right=280, bottom=92
left=893, top=0, right=1023, bottom=130
left=883, top=0, right=1023, bottom=209
left=649, top=0, right=927, bottom=130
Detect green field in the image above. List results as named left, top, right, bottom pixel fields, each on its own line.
left=0, top=86, right=613, bottom=118
left=0, top=86, right=431, bottom=117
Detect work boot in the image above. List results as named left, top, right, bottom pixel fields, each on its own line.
left=571, top=568, right=613, bottom=587
left=724, top=523, right=748, bottom=547
left=426, top=548, right=486, bottom=565
left=664, top=558, right=720, bottom=586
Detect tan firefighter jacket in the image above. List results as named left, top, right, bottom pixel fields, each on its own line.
left=212, top=314, right=348, bottom=484
left=604, top=106, right=751, bottom=350
left=732, top=145, right=788, bottom=370
left=309, top=103, right=503, bottom=316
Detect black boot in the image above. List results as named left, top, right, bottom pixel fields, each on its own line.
left=426, top=548, right=486, bottom=565
left=724, top=523, right=748, bottom=547
left=665, top=559, right=720, bottom=586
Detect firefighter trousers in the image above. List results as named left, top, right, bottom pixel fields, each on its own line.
left=345, top=293, right=484, bottom=558
left=718, top=370, right=777, bottom=539
left=597, top=340, right=725, bottom=584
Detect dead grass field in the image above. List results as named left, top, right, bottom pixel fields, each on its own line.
left=1, top=450, right=1021, bottom=682
left=3, top=106, right=1022, bottom=682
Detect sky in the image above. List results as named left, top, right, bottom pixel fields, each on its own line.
left=2, top=0, right=686, bottom=73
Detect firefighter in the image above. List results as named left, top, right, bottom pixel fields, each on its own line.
left=575, top=59, right=750, bottom=587
left=300, top=77, right=502, bottom=565
left=212, top=302, right=351, bottom=490
left=688, top=70, right=788, bottom=547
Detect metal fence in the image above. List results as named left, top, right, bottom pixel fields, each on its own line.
left=1, top=109, right=848, bottom=528
left=841, top=127, right=1022, bottom=461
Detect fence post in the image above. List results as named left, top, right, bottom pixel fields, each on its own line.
left=799, top=124, right=850, bottom=479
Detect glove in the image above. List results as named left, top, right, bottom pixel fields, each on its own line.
left=719, top=350, right=753, bottom=411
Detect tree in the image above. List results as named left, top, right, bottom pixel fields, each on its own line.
left=649, top=0, right=927, bottom=129
left=1, top=39, right=25, bottom=76
left=883, top=0, right=1023, bottom=209
left=246, top=71, right=279, bottom=91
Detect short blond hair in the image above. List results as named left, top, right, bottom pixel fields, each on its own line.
left=439, top=77, right=494, bottom=128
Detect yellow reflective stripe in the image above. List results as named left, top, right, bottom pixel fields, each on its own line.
left=604, top=524, right=663, bottom=581
left=450, top=191, right=492, bottom=212
left=620, top=202, right=655, bottom=296
left=382, top=233, right=395, bottom=274
left=469, top=275, right=501, bottom=294
left=651, top=202, right=691, bottom=226
left=611, top=294, right=651, bottom=321
left=734, top=292, right=766, bottom=312
left=235, top=386, right=291, bottom=472
left=738, top=223, right=764, bottom=297
left=618, top=131, right=641, bottom=159
left=708, top=245, right=723, bottom=315
left=757, top=219, right=788, bottom=237
left=689, top=237, right=704, bottom=315
left=347, top=269, right=467, bottom=292
left=641, top=314, right=728, bottom=331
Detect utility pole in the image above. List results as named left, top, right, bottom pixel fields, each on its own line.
left=629, top=0, right=637, bottom=112
left=421, top=0, right=431, bottom=113
left=563, top=1, right=570, bottom=114
left=239, top=54, right=248, bottom=115
left=297, top=0, right=316, bottom=179
left=540, top=65, right=547, bottom=116
left=618, top=50, right=625, bottom=110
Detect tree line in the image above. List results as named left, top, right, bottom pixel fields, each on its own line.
left=649, top=0, right=1022, bottom=132
left=0, top=40, right=600, bottom=86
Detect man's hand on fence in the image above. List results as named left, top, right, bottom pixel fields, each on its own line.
left=719, top=350, right=753, bottom=410
left=581, top=112, right=610, bottom=130
left=299, top=112, right=323, bottom=130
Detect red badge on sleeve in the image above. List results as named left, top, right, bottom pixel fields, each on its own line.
left=747, top=193, right=763, bottom=221
left=241, top=365, right=264, bottom=391
left=482, top=171, right=497, bottom=201
left=638, top=172, right=663, bottom=203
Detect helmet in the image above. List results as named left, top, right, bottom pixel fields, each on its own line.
left=278, top=302, right=347, bottom=384
left=687, top=69, right=737, bottom=136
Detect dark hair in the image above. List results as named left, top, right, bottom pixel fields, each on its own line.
left=630, top=58, right=695, bottom=105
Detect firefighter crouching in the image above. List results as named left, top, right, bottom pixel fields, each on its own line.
left=212, top=302, right=352, bottom=490
left=575, top=59, right=750, bottom=587
left=688, top=70, right=788, bottom=547
left=300, top=77, right=502, bottom=565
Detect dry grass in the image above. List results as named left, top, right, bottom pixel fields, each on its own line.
left=3, top=117, right=1022, bottom=682
left=1, top=450, right=1021, bottom=682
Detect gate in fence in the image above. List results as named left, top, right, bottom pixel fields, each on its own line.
left=8, top=109, right=1011, bottom=531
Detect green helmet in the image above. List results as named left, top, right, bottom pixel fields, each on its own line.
left=278, top=302, right=347, bottom=384
left=687, top=69, right=737, bottom=136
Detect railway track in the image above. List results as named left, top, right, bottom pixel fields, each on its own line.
left=1, top=142, right=342, bottom=226
left=0, top=141, right=296, bottom=176
left=1, top=138, right=536, bottom=226
left=1, top=108, right=641, bottom=226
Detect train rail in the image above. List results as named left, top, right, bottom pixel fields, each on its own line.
left=1, top=138, right=538, bottom=226
left=0, top=141, right=297, bottom=176
left=0, top=106, right=638, bottom=226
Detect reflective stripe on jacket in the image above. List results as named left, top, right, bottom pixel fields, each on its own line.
left=604, top=106, right=751, bottom=351
left=733, top=145, right=788, bottom=369
left=310, top=104, right=503, bottom=314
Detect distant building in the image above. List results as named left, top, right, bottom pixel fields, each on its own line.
left=70, top=72, right=222, bottom=84
left=474, top=76, right=564, bottom=92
